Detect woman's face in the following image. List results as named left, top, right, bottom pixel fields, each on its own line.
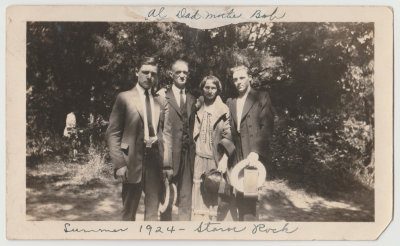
left=202, top=80, right=218, bottom=101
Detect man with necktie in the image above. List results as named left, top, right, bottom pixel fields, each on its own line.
left=106, top=56, right=165, bottom=221
left=158, top=59, right=196, bottom=220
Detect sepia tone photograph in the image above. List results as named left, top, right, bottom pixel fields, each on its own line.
left=25, top=20, right=374, bottom=222
left=6, top=5, right=393, bottom=240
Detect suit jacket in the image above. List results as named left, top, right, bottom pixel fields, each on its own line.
left=226, top=88, right=274, bottom=167
left=159, top=87, right=196, bottom=177
left=106, top=86, right=165, bottom=184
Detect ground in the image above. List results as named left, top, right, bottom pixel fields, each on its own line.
left=26, top=160, right=374, bottom=221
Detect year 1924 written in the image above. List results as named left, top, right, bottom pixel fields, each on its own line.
left=139, top=224, right=186, bottom=235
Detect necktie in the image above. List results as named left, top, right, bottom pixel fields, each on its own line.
left=144, top=89, right=155, bottom=137
left=180, top=89, right=185, bottom=113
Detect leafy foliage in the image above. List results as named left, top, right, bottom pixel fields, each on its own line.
left=26, top=22, right=374, bottom=195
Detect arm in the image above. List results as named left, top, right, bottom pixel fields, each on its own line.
left=162, top=101, right=173, bottom=169
left=218, top=110, right=235, bottom=157
left=217, top=109, right=235, bottom=174
left=161, top=100, right=174, bottom=181
left=217, top=153, right=228, bottom=173
left=253, top=92, right=274, bottom=159
left=106, top=94, right=127, bottom=174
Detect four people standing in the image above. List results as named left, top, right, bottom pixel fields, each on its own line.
left=106, top=56, right=274, bottom=221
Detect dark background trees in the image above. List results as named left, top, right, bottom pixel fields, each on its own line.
left=26, top=22, right=374, bottom=196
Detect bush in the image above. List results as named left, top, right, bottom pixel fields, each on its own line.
left=272, top=110, right=374, bottom=196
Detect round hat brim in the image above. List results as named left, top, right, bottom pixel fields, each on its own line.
left=158, top=180, right=177, bottom=213
left=230, top=160, right=266, bottom=193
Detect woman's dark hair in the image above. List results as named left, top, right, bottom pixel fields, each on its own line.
left=199, top=75, right=222, bottom=95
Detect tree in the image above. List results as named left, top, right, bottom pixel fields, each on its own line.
left=26, top=22, right=374, bottom=193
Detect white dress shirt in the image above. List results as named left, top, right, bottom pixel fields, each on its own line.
left=136, top=85, right=157, bottom=141
left=172, top=84, right=186, bottom=107
left=236, top=87, right=250, bottom=133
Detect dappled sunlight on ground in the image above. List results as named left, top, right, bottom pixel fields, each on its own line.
left=258, top=180, right=373, bottom=221
left=26, top=161, right=374, bottom=221
left=26, top=161, right=147, bottom=221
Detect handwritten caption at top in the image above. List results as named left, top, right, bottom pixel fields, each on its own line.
left=146, top=7, right=286, bottom=21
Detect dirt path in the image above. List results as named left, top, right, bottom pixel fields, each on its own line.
left=26, top=162, right=374, bottom=221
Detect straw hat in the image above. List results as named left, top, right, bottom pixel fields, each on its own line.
left=158, top=179, right=177, bottom=213
left=230, top=159, right=266, bottom=193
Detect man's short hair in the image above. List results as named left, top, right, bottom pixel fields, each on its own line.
left=230, top=51, right=250, bottom=70
left=230, top=65, right=250, bottom=75
left=138, top=56, right=158, bottom=69
left=199, top=75, right=222, bottom=95
left=171, top=59, right=189, bottom=69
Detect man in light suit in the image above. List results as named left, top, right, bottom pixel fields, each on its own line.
left=106, top=56, right=165, bottom=221
left=226, top=65, right=274, bottom=221
left=158, top=59, right=196, bottom=221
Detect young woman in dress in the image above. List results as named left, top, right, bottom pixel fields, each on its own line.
left=191, top=75, right=235, bottom=221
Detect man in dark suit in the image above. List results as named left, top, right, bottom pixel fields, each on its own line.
left=106, top=57, right=165, bottom=221
left=226, top=65, right=274, bottom=221
left=158, top=59, right=196, bottom=221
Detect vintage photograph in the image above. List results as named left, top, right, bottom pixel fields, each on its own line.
left=6, top=4, right=394, bottom=241
left=25, top=21, right=375, bottom=222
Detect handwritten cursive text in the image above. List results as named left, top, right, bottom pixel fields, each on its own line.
left=64, top=223, right=128, bottom=233
left=194, top=222, right=246, bottom=233
left=147, top=7, right=167, bottom=20
left=251, top=223, right=298, bottom=234
left=205, top=9, right=242, bottom=19
left=250, top=7, right=286, bottom=20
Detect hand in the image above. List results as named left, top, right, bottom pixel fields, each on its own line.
left=217, top=154, right=228, bottom=174
left=247, top=152, right=259, bottom=167
left=163, top=168, right=173, bottom=182
left=195, top=96, right=204, bottom=110
left=116, top=166, right=128, bottom=183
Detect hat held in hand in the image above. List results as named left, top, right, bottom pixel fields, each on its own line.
left=230, top=159, right=266, bottom=197
left=201, top=169, right=231, bottom=197
left=201, top=169, right=223, bottom=195
left=158, top=179, right=177, bottom=213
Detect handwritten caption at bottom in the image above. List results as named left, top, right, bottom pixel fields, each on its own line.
left=64, top=222, right=298, bottom=235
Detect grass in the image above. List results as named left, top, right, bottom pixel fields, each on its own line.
left=26, top=152, right=374, bottom=221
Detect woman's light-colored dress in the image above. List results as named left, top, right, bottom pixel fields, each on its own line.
left=192, top=106, right=219, bottom=221
left=191, top=95, right=236, bottom=221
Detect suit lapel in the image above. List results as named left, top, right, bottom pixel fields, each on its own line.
left=230, top=98, right=238, bottom=128
left=186, top=93, right=195, bottom=115
left=131, top=87, right=144, bottom=121
left=240, top=89, right=257, bottom=123
left=166, top=88, right=182, bottom=117
left=153, top=94, right=161, bottom=129
left=193, top=103, right=205, bottom=140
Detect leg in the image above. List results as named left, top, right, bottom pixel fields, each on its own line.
left=191, top=155, right=208, bottom=221
left=121, top=183, right=142, bottom=221
left=209, top=205, right=218, bottom=221
left=160, top=169, right=178, bottom=221
left=217, top=195, right=237, bottom=221
left=177, top=153, right=193, bottom=221
left=160, top=206, right=172, bottom=221
left=192, top=156, right=217, bottom=220
left=236, top=192, right=258, bottom=221
left=143, top=147, right=162, bottom=221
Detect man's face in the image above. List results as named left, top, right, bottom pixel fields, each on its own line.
left=136, top=64, right=158, bottom=90
left=232, top=68, right=251, bottom=95
left=202, top=80, right=218, bottom=101
left=171, top=61, right=189, bottom=89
